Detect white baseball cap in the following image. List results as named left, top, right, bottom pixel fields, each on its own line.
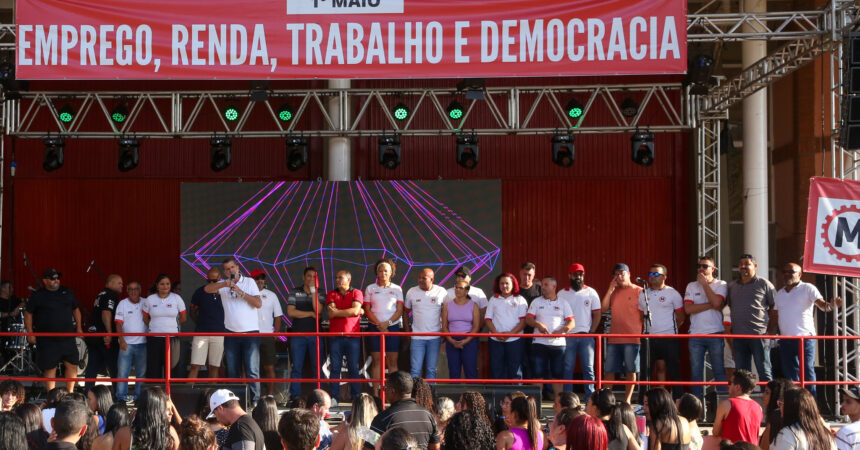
left=206, top=389, right=240, bottom=419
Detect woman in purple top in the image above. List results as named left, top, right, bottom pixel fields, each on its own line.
left=441, top=280, right=481, bottom=379
left=496, top=396, right=543, bottom=450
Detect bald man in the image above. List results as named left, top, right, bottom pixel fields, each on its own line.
left=84, top=274, right=122, bottom=391
left=405, top=268, right=448, bottom=380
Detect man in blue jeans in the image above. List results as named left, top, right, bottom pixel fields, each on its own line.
left=727, top=254, right=776, bottom=385
left=684, top=256, right=729, bottom=399
left=558, top=263, right=602, bottom=399
left=114, top=281, right=146, bottom=402
left=326, top=269, right=364, bottom=400
left=287, top=266, right=324, bottom=400
left=206, top=257, right=263, bottom=403
left=404, top=268, right=447, bottom=380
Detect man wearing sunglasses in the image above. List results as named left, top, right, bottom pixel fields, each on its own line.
left=726, top=253, right=776, bottom=384
left=684, top=256, right=728, bottom=400
left=24, top=268, right=82, bottom=392
left=639, top=264, right=684, bottom=398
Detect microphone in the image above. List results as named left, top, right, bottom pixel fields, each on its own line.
left=86, top=259, right=95, bottom=273
left=635, top=277, right=647, bottom=284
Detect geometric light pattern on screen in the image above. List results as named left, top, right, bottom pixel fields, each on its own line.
left=180, top=180, right=500, bottom=300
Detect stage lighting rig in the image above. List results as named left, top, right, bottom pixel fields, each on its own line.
left=286, top=136, right=308, bottom=171
left=43, top=136, right=65, bottom=172
left=456, top=133, right=479, bottom=169
left=446, top=101, right=465, bottom=121
left=210, top=136, right=232, bottom=172
left=631, top=130, right=655, bottom=167
left=686, top=54, right=715, bottom=95
left=223, top=105, right=240, bottom=122
left=620, top=97, right=638, bottom=118
left=58, top=104, right=75, bottom=124
left=566, top=99, right=584, bottom=120
left=378, top=135, right=401, bottom=170
left=118, top=137, right=140, bottom=172
left=551, top=134, right=574, bottom=167
left=111, top=104, right=129, bottom=124
left=392, top=103, right=410, bottom=121
left=277, top=103, right=294, bottom=123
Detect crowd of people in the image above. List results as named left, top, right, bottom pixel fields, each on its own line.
left=0, top=370, right=857, bottom=450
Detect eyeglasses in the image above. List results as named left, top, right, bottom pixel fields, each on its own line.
left=48, top=276, right=60, bottom=281
left=697, top=264, right=712, bottom=269
left=648, top=272, right=664, bottom=278
left=782, top=270, right=798, bottom=274
left=455, top=273, right=467, bottom=278
left=127, top=287, right=140, bottom=291
left=455, top=286, right=470, bottom=290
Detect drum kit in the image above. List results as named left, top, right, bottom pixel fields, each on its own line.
left=0, top=311, right=88, bottom=376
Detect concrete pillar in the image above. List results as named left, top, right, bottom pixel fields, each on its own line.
left=742, top=0, right=769, bottom=274
left=325, top=79, right=351, bottom=181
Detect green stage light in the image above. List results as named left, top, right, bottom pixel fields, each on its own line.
left=446, top=101, right=464, bottom=120
left=58, top=105, right=74, bottom=124
left=393, top=103, right=409, bottom=121
left=277, top=104, right=294, bottom=122
left=111, top=104, right=129, bottom=124
left=223, top=105, right=240, bottom=122
left=566, top=99, right=584, bottom=119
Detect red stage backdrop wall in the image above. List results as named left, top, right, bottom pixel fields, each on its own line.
left=16, top=0, right=686, bottom=79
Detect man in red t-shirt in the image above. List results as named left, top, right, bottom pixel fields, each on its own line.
left=600, top=263, right=643, bottom=404
left=326, top=269, right=364, bottom=400
left=712, top=369, right=763, bottom=443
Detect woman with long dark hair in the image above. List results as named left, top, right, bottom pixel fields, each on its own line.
left=772, top=388, right=835, bottom=450
left=442, top=410, right=495, bottom=450
left=760, top=378, right=794, bottom=450
left=457, top=391, right=491, bottom=427
left=92, top=403, right=129, bottom=450
left=87, top=385, right=113, bottom=434
left=142, top=274, right=187, bottom=381
left=15, top=403, right=48, bottom=450
left=111, top=387, right=179, bottom=450
left=251, top=398, right=281, bottom=450
left=364, top=258, right=404, bottom=395
left=495, top=396, right=543, bottom=450
left=676, top=394, right=702, bottom=450
left=485, top=273, right=528, bottom=380
left=0, top=412, right=27, bottom=450
left=643, top=388, right=690, bottom=450
left=412, top=378, right=435, bottom=413
left=607, top=402, right=642, bottom=450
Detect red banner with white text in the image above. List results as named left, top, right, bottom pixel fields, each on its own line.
left=804, top=177, right=860, bottom=277
left=15, top=0, right=687, bottom=80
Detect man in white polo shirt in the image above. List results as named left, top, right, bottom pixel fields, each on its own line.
left=557, top=263, right=601, bottom=399
left=526, top=276, right=574, bottom=397
left=774, top=262, right=835, bottom=398
left=684, top=256, right=728, bottom=399
left=206, top=257, right=263, bottom=403
left=405, top=268, right=447, bottom=380
left=114, top=281, right=147, bottom=402
left=639, top=264, right=684, bottom=398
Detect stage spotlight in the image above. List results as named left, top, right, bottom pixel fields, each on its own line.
left=286, top=136, right=308, bottom=171
left=223, top=105, right=240, bottom=122
left=457, top=78, right=486, bottom=100
left=566, top=99, right=584, bottom=120
left=631, top=130, right=655, bottom=167
left=392, top=103, right=409, bottom=121
left=551, top=134, right=575, bottom=167
left=0, top=62, right=29, bottom=96
left=277, top=104, right=294, bottom=122
left=58, top=104, right=75, bottom=124
left=111, top=104, right=129, bottom=124
left=687, top=54, right=715, bottom=95
left=210, top=136, right=232, bottom=172
left=43, top=136, right=65, bottom=172
left=117, top=138, right=140, bottom=172
left=456, top=134, right=479, bottom=169
left=621, top=97, right=638, bottom=118
left=378, top=135, right=401, bottom=170
left=446, top=101, right=464, bottom=121
left=249, top=80, right=270, bottom=102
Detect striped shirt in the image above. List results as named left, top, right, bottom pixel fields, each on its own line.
left=837, top=421, right=860, bottom=450
left=366, top=398, right=439, bottom=450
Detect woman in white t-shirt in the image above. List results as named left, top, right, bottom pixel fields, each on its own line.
left=484, top=273, right=528, bottom=380
left=363, top=258, right=403, bottom=394
left=772, top=388, right=835, bottom=450
left=142, top=274, right=187, bottom=380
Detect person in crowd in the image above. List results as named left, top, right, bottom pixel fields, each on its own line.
left=518, top=262, right=542, bottom=387
left=41, top=388, right=68, bottom=434
left=836, top=386, right=860, bottom=450
left=527, top=276, right=575, bottom=396
left=195, top=389, right=228, bottom=447
left=1, top=380, right=25, bottom=412
left=456, top=391, right=491, bottom=427
left=142, top=274, right=186, bottom=382
left=84, top=275, right=122, bottom=391
left=86, top=385, right=112, bottom=434
left=330, top=393, right=378, bottom=450
left=15, top=402, right=49, bottom=450
left=640, top=264, right=685, bottom=398
left=614, top=402, right=643, bottom=450
left=412, top=378, right=435, bottom=413
left=364, top=259, right=404, bottom=394
left=774, top=262, right=836, bottom=399
left=485, top=273, right=528, bottom=380
left=441, top=279, right=481, bottom=380
left=601, top=263, right=643, bottom=405
left=566, top=414, right=608, bottom=450
left=445, top=266, right=488, bottom=316
left=207, top=388, right=264, bottom=450
left=50, top=400, right=91, bottom=450
left=25, top=268, right=82, bottom=393
left=78, top=410, right=100, bottom=450
left=719, top=442, right=762, bottom=450
left=91, top=403, right=129, bottom=450
left=405, top=268, right=447, bottom=380
left=112, top=387, right=179, bottom=450
left=498, top=391, right=526, bottom=432
left=251, top=397, right=282, bottom=450
left=496, top=396, right=543, bottom=450
left=558, top=263, right=601, bottom=399
left=713, top=369, right=763, bottom=444
left=0, top=411, right=27, bottom=450
left=0, top=280, right=25, bottom=330
left=249, top=269, right=284, bottom=398
left=434, top=397, right=454, bottom=445
left=367, top=371, right=440, bottom=450
left=114, top=281, right=147, bottom=403
left=178, top=416, right=217, bottom=450
left=586, top=389, right=639, bottom=450
left=553, top=392, right=581, bottom=415
left=442, top=410, right=494, bottom=450
left=676, top=394, right=704, bottom=450
left=772, top=388, right=835, bottom=450
left=644, top=388, right=691, bottom=450
left=306, top=389, right=333, bottom=450
left=684, top=256, right=728, bottom=400
left=289, top=266, right=325, bottom=401
left=727, top=254, right=776, bottom=382
left=760, top=379, right=793, bottom=450
left=377, top=428, right=418, bottom=450
left=326, top=269, right=364, bottom=401
left=545, top=407, right=580, bottom=450
left=278, top=409, right=321, bottom=450
left=188, top=267, right=225, bottom=380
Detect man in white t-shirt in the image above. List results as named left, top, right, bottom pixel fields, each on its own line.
left=251, top=269, right=284, bottom=398
left=557, top=263, right=601, bottom=399
left=837, top=386, right=860, bottom=450
left=774, top=262, right=835, bottom=399
left=684, top=256, right=728, bottom=399
left=206, top=257, right=263, bottom=403
left=114, top=281, right=147, bottom=402
left=526, top=277, right=574, bottom=397
left=405, top=268, right=447, bottom=380
left=639, top=264, right=684, bottom=398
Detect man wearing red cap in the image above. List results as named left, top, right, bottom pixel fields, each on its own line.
left=558, top=263, right=601, bottom=399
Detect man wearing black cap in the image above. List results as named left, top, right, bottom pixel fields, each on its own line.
left=24, top=268, right=82, bottom=392
left=837, top=387, right=860, bottom=449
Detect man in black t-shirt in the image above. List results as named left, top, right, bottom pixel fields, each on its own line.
left=24, top=268, right=82, bottom=392
left=208, top=389, right=265, bottom=450
left=84, top=274, right=122, bottom=391
left=287, top=266, right=325, bottom=399
left=189, top=267, right=226, bottom=379
left=0, top=280, right=25, bottom=330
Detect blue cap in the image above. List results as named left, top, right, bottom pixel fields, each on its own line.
left=611, top=263, right=630, bottom=274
